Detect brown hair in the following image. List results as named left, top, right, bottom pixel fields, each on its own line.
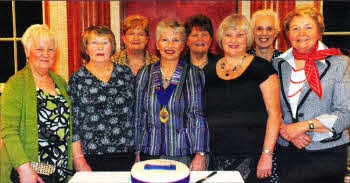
left=122, top=15, right=150, bottom=36
left=81, top=25, right=116, bottom=61
left=283, top=6, right=325, bottom=36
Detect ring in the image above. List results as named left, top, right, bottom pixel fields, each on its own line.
left=285, top=135, right=288, bottom=140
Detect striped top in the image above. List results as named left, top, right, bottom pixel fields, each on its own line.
left=135, top=60, right=209, bottom=156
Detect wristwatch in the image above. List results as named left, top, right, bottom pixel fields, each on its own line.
left=197, top=152, right=206, bottom=156
left=308, top=120, right=315, bottom=132
left=263, top=149, right=274, bottom=155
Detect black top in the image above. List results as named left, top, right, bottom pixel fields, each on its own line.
left=205, top=56, right=276, bottom=157
left=67, top=63, right=135, bottom=155
left=183, top=52, right=222, bottom=87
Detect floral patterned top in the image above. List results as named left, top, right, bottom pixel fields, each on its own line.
left=67, top=63, right=135, bottom=155
left=37, top=86, right=69, bottom=183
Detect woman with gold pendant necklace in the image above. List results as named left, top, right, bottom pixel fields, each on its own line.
left=206, top=14, right=281, bottom=183
left=134, top=19, right=209, bottom=171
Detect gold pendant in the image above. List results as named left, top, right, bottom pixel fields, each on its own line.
left=159, top=106, right=169, bottom=124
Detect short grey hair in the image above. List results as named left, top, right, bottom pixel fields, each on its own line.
left=250, top=9, right=280, bottom=31
left=155, top=19, right=186, bottom=44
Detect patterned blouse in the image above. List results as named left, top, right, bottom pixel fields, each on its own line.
left=67, top=63, right=135, bottom=155
left=110, top=50, right=159, bottom=71
left=135, top=61, right=209, bottom=157
left=37, top=86, right=69, bottom=183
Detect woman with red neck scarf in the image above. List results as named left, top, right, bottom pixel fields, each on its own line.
left=273, top=7, right=350, bottom=183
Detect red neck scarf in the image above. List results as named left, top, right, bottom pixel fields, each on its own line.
left=292, top=43, right=343, bottom=99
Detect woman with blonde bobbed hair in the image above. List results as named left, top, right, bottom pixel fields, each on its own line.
left=110, top=15, right=159, bottom=76
left=273, top=7, right=350, bottom=183
left=1, top=24, right=74, bottom=183
left=205, top=14, right=281, bottom=182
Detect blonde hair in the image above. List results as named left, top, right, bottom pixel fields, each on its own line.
left=216, top=14, right=253, bottom=50
left=250, top=9, right=280, bottom=31
left=22, top=24, right=58, bottom=52
left=155, top=19, right=186, bottom=44
left=122, top=15, right=150, bottom=36
left=283, top=6, right=325, bottom=36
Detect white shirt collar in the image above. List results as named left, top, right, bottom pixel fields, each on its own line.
left=278, top=41, right=328, bottom=68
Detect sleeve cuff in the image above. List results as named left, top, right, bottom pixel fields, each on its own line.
left=315, top=114, right=337, bottom=131
left=312, top=114, right=337, bottom=142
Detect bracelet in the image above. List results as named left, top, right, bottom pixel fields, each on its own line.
left=262, top=149, right=274, bottom=155
left=73, top=154, right=84, bottom=159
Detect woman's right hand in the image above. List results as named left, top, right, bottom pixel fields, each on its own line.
left=256, top=153, right=273, bottom=179
left=17, top=163, right=44, bottom=183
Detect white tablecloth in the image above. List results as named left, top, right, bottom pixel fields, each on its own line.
left=69, top=171, right=244, bottom=183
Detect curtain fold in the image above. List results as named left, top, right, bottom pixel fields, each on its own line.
left=277, top=1, right=296, bottom=52
left=66, top=1, right=110, bottom=76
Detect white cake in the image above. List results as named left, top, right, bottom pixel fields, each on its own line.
left=131, top=159, right=190, bottom=183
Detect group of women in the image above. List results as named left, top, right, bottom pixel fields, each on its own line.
left=1, top=6, right=349, bottom=183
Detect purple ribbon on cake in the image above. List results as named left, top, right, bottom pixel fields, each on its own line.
left=144, top=164, right=176, bottom=170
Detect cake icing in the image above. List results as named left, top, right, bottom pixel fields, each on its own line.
left=131, top=159, right=190, bottom=183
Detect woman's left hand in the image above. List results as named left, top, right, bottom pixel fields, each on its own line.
left=280, top=122, right=308, bottom=141
left=256, top=153, right=273, bottom=179
left=190, top=154, right=206, bottom=171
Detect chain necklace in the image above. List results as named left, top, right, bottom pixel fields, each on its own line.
left=87, top=62, right=114, bottom=79
left=160, top=65, right=176, bottom=88
left=220, top=55, right=246, bottom=77
left=192, top=56, right=208, bottom=69
left=197, top=60, right=208, bottom=69
left=32, top=72, right=50, bottom=81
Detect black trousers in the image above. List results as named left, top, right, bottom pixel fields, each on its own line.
left=85, top=152, right=135, bottom=171
left=277, top=144, right=348, bottom=183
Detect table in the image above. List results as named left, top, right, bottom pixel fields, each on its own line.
left=69, top=171, right=244, bottom=183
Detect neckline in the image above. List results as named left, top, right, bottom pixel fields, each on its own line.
left=216, top=55, right=255, bottom=80
left=36, top=84, right=60, bottom=98
left=84, top=63, right=115, bottom=84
